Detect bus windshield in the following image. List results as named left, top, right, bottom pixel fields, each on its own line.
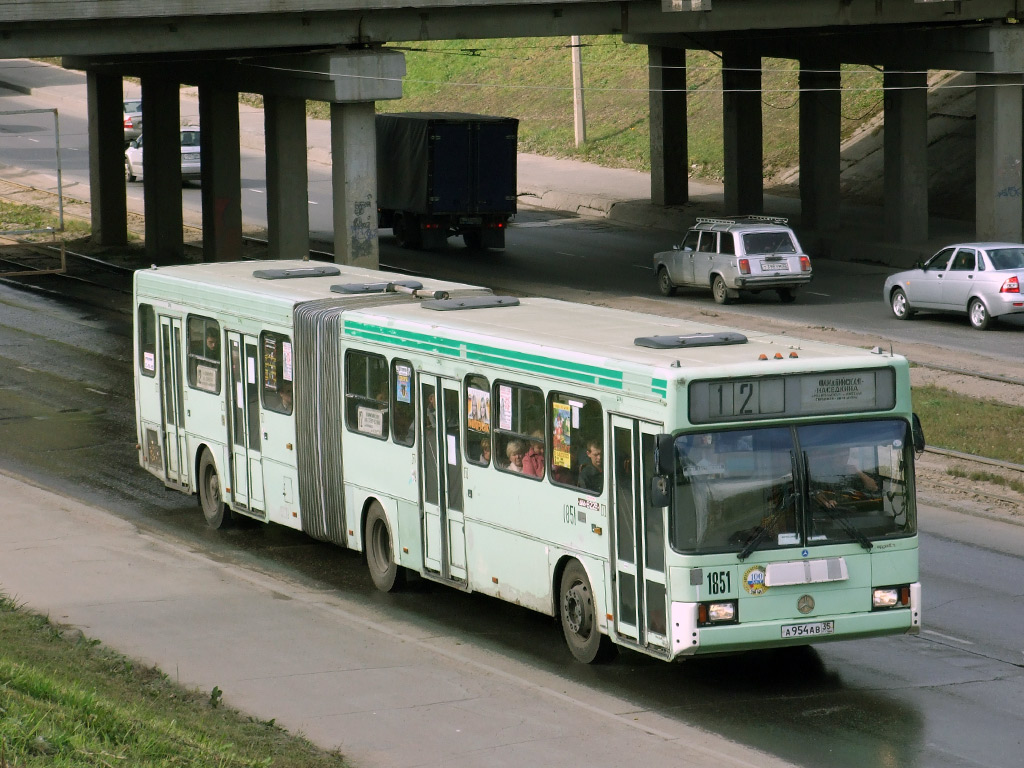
left=668, top=419, right=916, bottom=556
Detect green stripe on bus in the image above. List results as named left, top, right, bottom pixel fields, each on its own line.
left=344, top=320, right=663, bottom=396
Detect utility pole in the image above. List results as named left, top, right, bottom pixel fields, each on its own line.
left=570, top=35, right=586, bottom=147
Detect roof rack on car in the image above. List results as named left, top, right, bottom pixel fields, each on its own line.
left=695, top=215, right=789, bottom=227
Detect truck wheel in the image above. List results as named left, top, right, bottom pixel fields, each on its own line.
left=393, top=214, right=421, bottom=249
left=463, top=231, right=484, bottom=250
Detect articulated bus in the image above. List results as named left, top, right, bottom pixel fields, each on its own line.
left=134, top=260, right=922, bottom=663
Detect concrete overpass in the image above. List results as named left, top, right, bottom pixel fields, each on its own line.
left=3, top=1, right=1024, bottom=266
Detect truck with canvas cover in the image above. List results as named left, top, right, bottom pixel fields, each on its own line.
left=376, top=112, right=518, bottom=250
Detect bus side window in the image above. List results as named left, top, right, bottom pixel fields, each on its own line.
left=261, top=331, right=294, bottom=415
left=464, top=374, right=491, bottom=466
left=138, top=303, right=156, bottom=377
left=391, top=359, right=415, bottom=446
left=345, top=350, right=389, bottom=440
left=549, top=392, right=603, bottom=494
left=186, top=315, right=221, bottom=394
left=492, top=380, right=543, bottom=478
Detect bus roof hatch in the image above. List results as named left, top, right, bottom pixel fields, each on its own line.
left=421, top=296, right=521, bottom=311
left=253, top=266, right=341, bottom=280
left=634, top=332, right=748, bottom=349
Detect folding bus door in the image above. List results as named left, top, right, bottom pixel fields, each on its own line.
left=610, top=415, right=668, bottom=652
left=158, top=315, right=188, bottom=488
left=227, top=332, right=265, bottom=515
left=420, top=375, right=467, bottom=583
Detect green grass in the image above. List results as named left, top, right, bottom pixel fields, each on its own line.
left=255, top=37, right=886, bottom=178
left=912, top=384, right=1024, bottom=466
left=317, top=38, right=882, bottom=178
left=945, top=465, right=1024, bottom=495
left=0, top=200, right=90, bottom=238
left=0, top=594, right=352, bottom=767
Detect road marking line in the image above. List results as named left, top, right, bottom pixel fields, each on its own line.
left=922, top=629, right=974, bottom=645
left=805, top=291, right=830, bottom=297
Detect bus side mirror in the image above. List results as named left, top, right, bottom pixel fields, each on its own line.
left=911, top=413, right=926, bottom=454
left=656, top=433, right=674, bottom=475
left=649, top=475, right=670, bottom=508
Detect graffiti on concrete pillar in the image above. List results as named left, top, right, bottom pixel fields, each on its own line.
left=996, top=154, right=1022, bottom=199
left=350, top=194, right=378, bottom=263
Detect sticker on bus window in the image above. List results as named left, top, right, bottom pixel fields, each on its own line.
left=467, top=386, right=490, bottom=433
left=144, top=351, right=155, bottom=371
left=195, top=364, right=218, bottom=393
left=498, top=385, right=512, bottom=431
left=447, top=434, right=457, bottom=464
left=283, top=341, right=293, bottom=381
left=396, top=366, right=411, bottom=403
left=552, top=402, right=572, bottom=469
left=357, top=405, right=384, bottom=436
left=247, top=357, right=256, bottom=384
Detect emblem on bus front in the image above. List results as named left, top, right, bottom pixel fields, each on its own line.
left=742, top=565, right=768, bottom=596
left=797, top=595, right=815, bottom=614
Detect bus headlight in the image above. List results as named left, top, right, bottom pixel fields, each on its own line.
left=872, top=585, right=911, bottom=609
left=698, top=600, right=738, bottom=626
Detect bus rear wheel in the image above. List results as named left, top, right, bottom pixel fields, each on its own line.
left=559, top=560, right=617, bottom=663
left=365, top=502, right=404, bottom=592
left=198, top=450, right=231, bottom=529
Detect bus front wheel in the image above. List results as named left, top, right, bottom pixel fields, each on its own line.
left=198, top=450, right=231, bottom=529
left=365, top=502, right=404, bottom=592
left=559, top=560, right=617, bottom=663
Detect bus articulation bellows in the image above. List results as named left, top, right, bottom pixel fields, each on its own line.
left=133, top=260, right=923, bottom=663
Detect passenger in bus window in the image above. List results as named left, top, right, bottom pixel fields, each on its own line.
left=279, top=381, right=293, bottom=413
left=205, top=328, right=220, bottom=359
left=472, top=439, right=491, bottom=464
left=578, top=439, right=603, bottom=492
left=505, top=439, right=526, bottom=473
left=522, top=431, right=545, bottom=478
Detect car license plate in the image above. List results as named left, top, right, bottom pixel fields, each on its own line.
left=760, top=261, right=788, bottom=271
left=781, top=620, right=834, bottom=638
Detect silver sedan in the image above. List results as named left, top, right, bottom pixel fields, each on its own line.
left=883, top=242, right=1024, bottom=330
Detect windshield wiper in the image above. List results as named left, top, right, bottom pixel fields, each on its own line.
left=815, top=501, right=873, bottom=551
left=737, top=488, right=794, bottom=561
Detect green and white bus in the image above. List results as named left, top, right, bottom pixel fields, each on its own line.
left=134, top=260, right=923, bottom=663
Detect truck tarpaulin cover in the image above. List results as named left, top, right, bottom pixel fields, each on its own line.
left=375, top=112, right=518, bottom=215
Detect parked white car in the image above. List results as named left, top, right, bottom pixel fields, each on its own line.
left=653, top=216, right=813, bottom=304
left=124, top=126, right=201, bottom=184
left=883, top=242, right=1024, bottom=329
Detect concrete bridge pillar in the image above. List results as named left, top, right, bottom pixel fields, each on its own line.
left=975, top=71, right=1024, bottom=242
left=648, top=46, right=688, bottom=207
left=883, top=70, right=929, bottom=243
left=199, top=85, right=243, bottom=262
left=86, top=70, right=128, bottom=247
left=722, top=50, right=763, bottom=215
left=264, top=96, right=309, bottom=260
left=331, top=101, right=378, bottom=267
left=798, top=62, right=841, bottom=233
left=141, top=78, right=184, bottom=263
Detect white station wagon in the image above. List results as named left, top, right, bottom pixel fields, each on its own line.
left=653, top=216, right=813, bottom=304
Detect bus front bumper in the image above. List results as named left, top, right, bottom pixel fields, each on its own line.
left=669, top=582, right=921, bottom=659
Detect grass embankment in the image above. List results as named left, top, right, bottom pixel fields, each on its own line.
left=304, top=36, right=884, bottom=179
left=0, top=595, right=351, bottom=768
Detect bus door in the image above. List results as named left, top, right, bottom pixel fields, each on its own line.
left=226, top=332, right=265, bottom=515
left=610, top=416, right=668, bottom=651
left=420, top=375, right=467, bottom=583
left=158, top=316, right=188, bottom=487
